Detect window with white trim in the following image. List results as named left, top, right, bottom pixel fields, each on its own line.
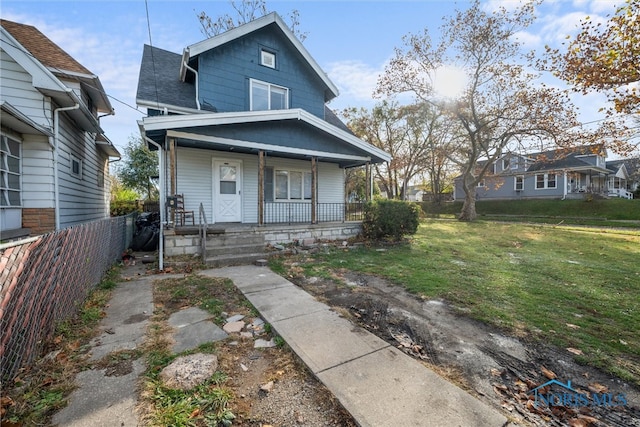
left=1, top=134, right=21, bottom=207
left=514, top=175, right=524, bottom=191
left=250, top=79, right=288, bottom=111
left=535, top=173, right=556, bottom=189
left=70, top=154, right=83, bottom=179
left=261, top=50, right=275, bottom=68
left=477, top=179, right=485, bottom=188
left=275, top=169, right=312, bottom=200
left=502, top=158, right=510, bottom=171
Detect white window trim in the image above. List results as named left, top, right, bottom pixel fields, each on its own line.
left=502, top=158, right=510, bottom=171
left=1, top=134, right=22, bottom=208
left=514, top=175, right=524, bottom=191
left=477, top=179, right=485, bottom=188
left=535, top=173, right=557, bottom=189
left=250, top=78, right=289, bottom=111
left=274, top=168, right=312, bottom=201
left=261, top=49, right=275, bottom=68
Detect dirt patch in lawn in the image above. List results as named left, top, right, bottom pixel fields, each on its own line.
left=288, top=267, right=640, bottom=427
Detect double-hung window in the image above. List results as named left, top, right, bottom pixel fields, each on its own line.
left=275, top=169, right=312, bottom=200
left=250, top=79, right=288, bottom=111
left=514, top=175, right=524, bottom=191
left=535, top=173, right=557, bottom=189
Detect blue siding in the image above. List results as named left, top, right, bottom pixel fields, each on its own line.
left=198, top=26, right=327, bottom=118
left=455, top=174, right=566, bottom=200
left=182, top=121, right=366, bottom=158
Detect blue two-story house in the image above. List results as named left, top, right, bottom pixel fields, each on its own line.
left=136, top=12, right=390, bottom=261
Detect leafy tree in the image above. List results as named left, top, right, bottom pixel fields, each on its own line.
left=342, top=100, right=442, bottom=200
left=115, top=136, right=159, bottom=200
left=196, top=0, right=307, bottom=41
left=542, top=0, right=639, bottom=115
left=376, top=0, right=624, bottom=221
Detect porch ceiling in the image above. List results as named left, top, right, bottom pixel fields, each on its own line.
left=140, top=109, right=391, bottom=168
left=167, top=130, right=372, bottom=168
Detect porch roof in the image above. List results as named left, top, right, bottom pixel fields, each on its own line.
left=139, top=109, right=391, bottom=168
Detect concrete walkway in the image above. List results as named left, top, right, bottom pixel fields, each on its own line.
left=52, top=261, right=154, bottom=427
left=52, top=261, right=510, bottom=427
left=202, top=265, right=510, bottom=427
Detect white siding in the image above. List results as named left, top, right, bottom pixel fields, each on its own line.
left=56, top=113, right=110, bottom=227
left=22, top=136, right=55, bottom=208
left=176, top=147, right=345, bottom=224
left=0, top=50, right=52, bottom=127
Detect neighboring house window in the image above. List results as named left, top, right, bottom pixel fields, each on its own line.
left=511, top=158, right=519, bottom=170
left=70, top=154, right=83, bottom=179
left=0, top=134, right=21, bottom=207
left=502, top=158, right=510, bottom=170
left=261, top=50, right=275, bottom=68
left=477, top=179, right=485, bottom=188
left=250, top=79, right=288, bottom=111
left=514, top=175, right=524, bottom=191
left=535, top=173, right=556, bottom=189
left=275, top=169, right=312, bottom=200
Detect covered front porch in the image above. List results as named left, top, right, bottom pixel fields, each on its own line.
left=139, top=109, right=390, bottom=267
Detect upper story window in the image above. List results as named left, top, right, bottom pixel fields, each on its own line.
left=250, top=79, right=288, bottom=111
left=261, top=50, right=276, bottom=68
left=502, top=158, right=510, bottom=171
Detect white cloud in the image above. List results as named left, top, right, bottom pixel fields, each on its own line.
left=513, top=30, right=542, bottom=49
left=325, top=60, right=383, bottom=108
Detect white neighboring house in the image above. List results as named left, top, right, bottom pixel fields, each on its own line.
left=1, top=19, right=120, bottom=240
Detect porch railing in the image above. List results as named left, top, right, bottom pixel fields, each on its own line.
left=263, top=202, right=364, bottom=224
left=199, top=203, right=208, bottom=261
left=608, top=188, right=634, bottom=199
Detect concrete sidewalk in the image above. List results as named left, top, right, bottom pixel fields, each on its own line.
left=52, top=261, right=154, bottom=427
left=202, top=266, right=510, bottom=427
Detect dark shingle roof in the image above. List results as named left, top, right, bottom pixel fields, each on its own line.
left=526, top=144, right=605, bottom=172
left=607, top=157, right=640, bottom=176
left=136, top=45, right=197, bottom=110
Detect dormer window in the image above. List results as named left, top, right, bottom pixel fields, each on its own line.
left=250, top=79, right=288, bottom=111
left=261, top=50, right=275, bottom=68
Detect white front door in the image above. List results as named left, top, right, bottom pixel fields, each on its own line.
left=213, top=159, right=242, bottom=222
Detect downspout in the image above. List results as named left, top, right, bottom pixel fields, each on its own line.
left=53, top=104, right=80, bottom=230
left=183, top=62, right=200, bottom=110
left=562, top=171, right=567, bottom=200
left=143, top=136, right=165, bottom=270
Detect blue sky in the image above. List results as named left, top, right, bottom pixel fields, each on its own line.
left=1, top=0, right=623, bottom=154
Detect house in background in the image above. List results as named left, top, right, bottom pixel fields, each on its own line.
left=136, top=12, right=390, bottom=261
left=453, top=144, right=635, bottom=201
left=0, top=20, right=120, bottom=240
left=606, top=157, right=640, bottom=196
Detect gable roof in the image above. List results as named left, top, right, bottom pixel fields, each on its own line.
left=1, top=19, right=112, bottom=113
left=607, top=157, right=640, bottom=177
left=182, top=12, right=339, bottom=100
left=136, top=44, right=198, bottom=112
left=525, top=144, right=608, bottom=172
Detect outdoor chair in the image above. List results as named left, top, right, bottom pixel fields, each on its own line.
left=174, top=194, right=195, bottom=226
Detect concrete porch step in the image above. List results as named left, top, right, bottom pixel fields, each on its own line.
left=205, top=242, right=266, bottom=257
left=204, top=252, right=270, bottom=268
left=206, top=233, right=265, bottom=247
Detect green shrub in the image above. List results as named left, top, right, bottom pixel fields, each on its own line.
left=110, top=200, right=140, bottom=216
left=362, top=199, right=420, bottom=241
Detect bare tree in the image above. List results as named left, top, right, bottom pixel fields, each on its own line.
left=342, top=101, right=441, bottom=200
left=377, top=0, right=625, bottom=220
left=196, top=0, right=307, bottom=41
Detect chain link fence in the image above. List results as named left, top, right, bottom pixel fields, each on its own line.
left=0, top=213, right=136, bottom=382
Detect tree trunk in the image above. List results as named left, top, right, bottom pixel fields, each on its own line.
left=459, top=185, right=477, bottom=221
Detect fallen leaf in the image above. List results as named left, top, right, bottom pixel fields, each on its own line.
left=568, top=418, right=590, bottom=427
left=587, top=383, right=608, bottom=393
left=541, top=366, right=556, bottom=380
left=619, top=339, right=628, bottom=346
left=189, top=408, right=201, bottom=418
left=490, top=368, right=503, bottom=377
left=514, top=379, right=528, bottom=392
left=566, top=323, right=580, bottom=330
left=567, top=347, right=583, bottom=355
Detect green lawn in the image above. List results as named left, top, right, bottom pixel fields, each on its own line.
left=274, top=220, right=640, bottom=385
